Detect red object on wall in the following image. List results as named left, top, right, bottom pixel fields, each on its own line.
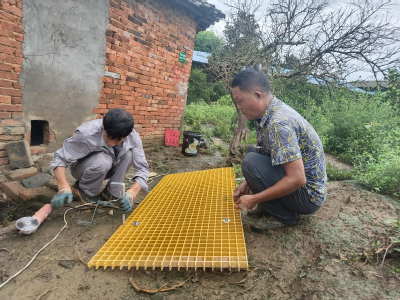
left=165, top=128, right=179, bottom=147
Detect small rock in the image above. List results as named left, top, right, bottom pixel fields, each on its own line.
left=324, top=266, right=337, bottom=276
left=40, top=166, right=51, bottom=174
left=58, top=260, right=76, bottom=269
left=86, top=248, right=95, bottom=254
left=0, top=175, right=8, bottom=184
left=145, top=270, right=152, bottom=275
left=214, top=290, right=219, bottom=296
left=108, top=209, right=114, bottom=215
left=191, top=276, right=200, bottom=283
left=46, top=174, right=76, bottom=190
left=56, top=275, right=61, bottom=279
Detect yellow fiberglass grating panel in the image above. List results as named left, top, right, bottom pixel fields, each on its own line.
left=87, top=167, right=248, bottom=271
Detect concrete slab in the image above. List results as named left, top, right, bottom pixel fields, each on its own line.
left=22, top=173, right=51, bottom=189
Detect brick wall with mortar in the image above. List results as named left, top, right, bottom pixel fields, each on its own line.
left=0, top=0, right=200, bottom=167
left=94, top=0, right=197, bottom=147
left=0, top=0, right=24, bottom=166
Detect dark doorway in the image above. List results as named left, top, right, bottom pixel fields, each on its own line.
left=31, top=120, right=49, bottom=146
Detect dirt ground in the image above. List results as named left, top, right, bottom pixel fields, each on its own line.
left=0, top=146, right=399, bottom=300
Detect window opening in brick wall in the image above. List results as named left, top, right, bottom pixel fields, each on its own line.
left=31, top=120, right=50, bottom=146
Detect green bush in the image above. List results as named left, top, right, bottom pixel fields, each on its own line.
left=184, top=102, right=237, bottom=140
left=354, top=128, right=400, bottom=197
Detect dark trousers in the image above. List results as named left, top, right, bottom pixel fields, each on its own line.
left=242, top=146, right=320, bottom=225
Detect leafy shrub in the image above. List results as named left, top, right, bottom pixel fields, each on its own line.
left=184, top=102, right=237, bottom=140
left=354, top=129, right=400, bottom=197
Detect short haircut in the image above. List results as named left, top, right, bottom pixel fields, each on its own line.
left=231, top=68, right=271, bottom=94
left=103, top=108, right=134, bottom=140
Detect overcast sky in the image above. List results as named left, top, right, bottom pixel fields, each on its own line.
left=205, top=0, right=400, bottom=80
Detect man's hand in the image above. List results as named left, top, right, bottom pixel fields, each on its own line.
left=233, top=180, right=250, bottom=201
left=118, top=189, right=136, bottom=213
left=234, top=194, right=257, bottom=210
left=51, top=186, right=73, bottom=209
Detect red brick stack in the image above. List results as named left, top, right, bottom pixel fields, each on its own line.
left=0, top=0, right=24, bottom=165
left=94, top=0, right=196, bottom=146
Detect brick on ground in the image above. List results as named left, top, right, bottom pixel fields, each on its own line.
left=18, top=186, right=56, bottom=202
left=5, top=140, right=33, bottom=168
left=1, top=181, right=24, bottom=201
left=1, top=180, right=56, bottom=202
left=8, top=167, right=37, bottom=181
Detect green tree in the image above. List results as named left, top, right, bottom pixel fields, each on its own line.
left=187, top=67, right=226, bottom=104
left=383, top=69, right=400, bottom=109
left=207, top=3, right=262, bottom=155
left=207, top=0, right=400, bottom=157
left=188, top=32, right=226, bottom=105
left=194, top=31, right=223, bottom=53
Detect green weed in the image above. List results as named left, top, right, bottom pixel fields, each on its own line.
left=326, top=164, right=354, bottom=181
left=154, top=160, right=167, bottom=169
left=2, top=213, right=13, bottom=224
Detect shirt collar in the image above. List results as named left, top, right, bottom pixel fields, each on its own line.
left=255, top=96, right=280, bottom=128
left=100, top=128, right=116, bottom=157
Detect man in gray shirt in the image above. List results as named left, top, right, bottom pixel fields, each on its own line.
left=50, top=108, right=149, bottom=212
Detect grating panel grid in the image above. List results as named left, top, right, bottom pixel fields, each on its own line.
left=88, top=168, right=248, bottom=271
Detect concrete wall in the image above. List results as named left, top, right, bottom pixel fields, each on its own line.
left=19, top=0, right=109, bottom=151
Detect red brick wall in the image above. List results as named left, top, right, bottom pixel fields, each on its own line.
left=94, top=0, right=197, bottom=147
left=0, top=0, right=24, bottom=165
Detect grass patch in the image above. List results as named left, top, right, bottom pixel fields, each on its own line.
left=326, top=164, right=354, bottom=181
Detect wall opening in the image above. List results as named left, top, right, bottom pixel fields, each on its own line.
left=31, top=120, right=50, bottom=146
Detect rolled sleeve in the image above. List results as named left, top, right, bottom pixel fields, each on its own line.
left=269, top=121, right=302, bottom=166
left=130, top=134, right=150, bottom=193
left=50, top=132, right=94, bottom=171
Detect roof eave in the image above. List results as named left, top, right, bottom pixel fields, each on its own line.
left=172, top=0, right=226, bottom=31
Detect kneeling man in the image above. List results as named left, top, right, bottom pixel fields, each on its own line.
left=231, top=68, right=327, bottom=231
left=50, top=108, right=149, bottom=212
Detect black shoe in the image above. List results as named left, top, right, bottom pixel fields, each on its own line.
left=247, top=206, right=271, bottom=218
left=72, top=181, right=99, bottom=204
left=250, top=218, right=297, bottom=232
left=99, top=186, right=119, bottom=202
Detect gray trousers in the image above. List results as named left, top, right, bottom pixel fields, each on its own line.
left=70, top=151, right=132, bottom=197
left=242, top=146, right=320, bottom=225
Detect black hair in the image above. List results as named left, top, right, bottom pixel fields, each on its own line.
left=231, top=68, right=271, bottom=94
left=103, top=108, right=134, bottom=140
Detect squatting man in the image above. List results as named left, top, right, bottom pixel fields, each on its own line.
left=49, top=108, right=149, bottom=212
left=231, top=68, right=328, bottom=231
